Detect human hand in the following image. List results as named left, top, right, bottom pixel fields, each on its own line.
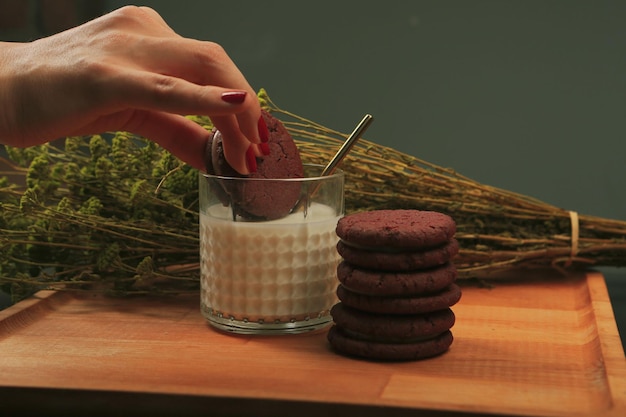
left=0, top=6, right=267, bottom=174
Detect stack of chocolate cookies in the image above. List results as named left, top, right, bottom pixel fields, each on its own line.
left=327, top=210, right=461, bottom=361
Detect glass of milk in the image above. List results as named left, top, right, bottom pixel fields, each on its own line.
left=199, top=164, right=344, bottom=334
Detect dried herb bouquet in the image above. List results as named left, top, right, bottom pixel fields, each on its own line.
left=2, top=90, right=626, bottom=302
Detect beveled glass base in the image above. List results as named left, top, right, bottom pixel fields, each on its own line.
left=201, top=304, right=332, bottom=335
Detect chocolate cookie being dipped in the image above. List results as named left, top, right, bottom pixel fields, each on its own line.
left=203, top=109, right=305, bottom=220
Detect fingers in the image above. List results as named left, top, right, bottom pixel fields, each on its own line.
left=210, top=115, right=254, bottom=175
left=101, top=69, right=262, bottom=174
left=59, top=108, right=211, bottom=171
left=119, top=110, right=210, bottom=171
left=128, top=111, right=264, bottom=176
left=103, top=69, right=250, bottom=117
left=125, top=36, right=263, bottom=146
left=20, top=6, right=264, bottom=174
left=188, top=41, right=262, bottom=144
left=92, top=7, right=263, bottom=173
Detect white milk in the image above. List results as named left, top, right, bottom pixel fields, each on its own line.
left=200, top=202, right=340, bottom=330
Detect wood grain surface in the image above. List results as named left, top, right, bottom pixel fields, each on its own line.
left=0, top=271, right=624, bottom=417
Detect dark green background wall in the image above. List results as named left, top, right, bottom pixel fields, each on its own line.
left=106, top=0, right=626, bottom=222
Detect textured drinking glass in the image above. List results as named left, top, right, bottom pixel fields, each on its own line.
left=199, top=165, right=344, bottom=334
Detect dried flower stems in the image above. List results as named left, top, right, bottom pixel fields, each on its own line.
left=259, top=89, right=626, bottom=277
left=2, top=89, right=626, bottom=302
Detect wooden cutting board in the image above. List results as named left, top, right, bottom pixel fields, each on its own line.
left=0, top=270, right=624, bottom=417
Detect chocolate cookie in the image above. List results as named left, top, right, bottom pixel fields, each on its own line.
left=336, top=238, right=459, bottom=271
left=203, top=129, right=217, bottom=175
left=203, top=110, right=304, bottom=220
left=337, top=283, right=462, bottom=315
left=337, top=261, right=457, bottom=296
left=327, top=326, right=453, bottom=361
left=336, top=210, right=456, bottom=250
left=329, top=303, right=455, bottom=340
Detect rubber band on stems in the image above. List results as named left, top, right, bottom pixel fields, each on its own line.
left=565, top=210, right=579, bottom=267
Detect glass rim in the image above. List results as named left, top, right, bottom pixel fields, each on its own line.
left=201, top=163, right=344, bottom=183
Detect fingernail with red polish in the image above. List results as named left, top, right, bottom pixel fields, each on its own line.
left=221, top=91, right=247, bottom=104
left=246, top=146, right=257, bottom=173
left=260, top=142, right=270, bottom=156
left=258, top=115, right=269, bottom=143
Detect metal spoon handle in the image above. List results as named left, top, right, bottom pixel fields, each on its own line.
left=321, top=114, right=373, bottom=176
